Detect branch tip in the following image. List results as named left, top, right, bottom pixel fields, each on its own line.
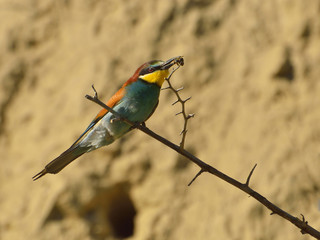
left=165, top=64, right=181, bottom=82
left=176, top=87, right=184, bottom=92
left=91, top=84, right=98, bottom=98
left=183, top=96, right=192, bottom=103
left=187, top=113, right=195, bottom=119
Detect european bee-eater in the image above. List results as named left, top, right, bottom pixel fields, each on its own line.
left=33, top=56, right=183, bottom=180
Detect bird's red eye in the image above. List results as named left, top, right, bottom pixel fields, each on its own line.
left=148, top=67, right=155, bottom=72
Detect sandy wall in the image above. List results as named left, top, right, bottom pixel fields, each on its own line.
left=1, top=0, right=320, bottom=239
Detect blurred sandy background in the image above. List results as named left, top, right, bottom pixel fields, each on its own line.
left=1, top=0, right=320, bottom=239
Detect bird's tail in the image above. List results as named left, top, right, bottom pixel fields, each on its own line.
left=32, top=146, right=89, bottom=181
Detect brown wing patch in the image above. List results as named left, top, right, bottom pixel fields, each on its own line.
left=93, top=87, right=125, bottom=120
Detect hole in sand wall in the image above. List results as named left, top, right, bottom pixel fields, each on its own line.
left=82, top=182, right=137, bottom=239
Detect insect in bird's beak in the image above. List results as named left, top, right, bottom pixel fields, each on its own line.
left=160, top=56, right=184, bottom=70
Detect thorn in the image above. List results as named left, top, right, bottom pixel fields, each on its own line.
left=187, top=113, right=195, bottom=119
left=91, top=84, right=98, bottom=98
left=300, top=214, right=308, bottom=235
left=175, top=111, right=183, bottom=116
left=161, top=86, right=170, bottom=90
left=188, top=169, right=205, bottom=186
left=180, top=129, right=187, bottom=135
left=176, top=87, right=184, bottom=92
left=245, top=163, right=257, bottom=186
left=183, top=96, right=191, bottom=103
left=172, top=100, right=179, bottom=106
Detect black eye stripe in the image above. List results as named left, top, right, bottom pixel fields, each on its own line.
left=140, top=66, right=160, bottom=75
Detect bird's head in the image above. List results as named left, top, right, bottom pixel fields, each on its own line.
left=128, top=56, right=183, bottom=87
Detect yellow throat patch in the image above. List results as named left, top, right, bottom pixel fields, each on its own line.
left=139, top=69, right=169, bottom=87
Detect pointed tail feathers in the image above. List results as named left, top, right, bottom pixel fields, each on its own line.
left=32, top=146, right=89, bottom=181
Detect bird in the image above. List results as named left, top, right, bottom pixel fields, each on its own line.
left=32, top=56, right=183, bottom=180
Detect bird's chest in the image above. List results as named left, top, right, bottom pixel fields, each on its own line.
left=118, top=81, right=160, bottom=121
left=95, top=81, right=160, bottom=140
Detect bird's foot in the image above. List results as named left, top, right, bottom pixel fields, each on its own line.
left=129, top=121, right=146, bottom=130
left=110, top=116, right=123, bottom=123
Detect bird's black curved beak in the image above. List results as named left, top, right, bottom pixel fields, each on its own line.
left=160, top=56, right=184, bottom=70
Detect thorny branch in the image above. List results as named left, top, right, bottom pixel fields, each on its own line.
left=162, top=62, right=194, bottom=149
left=85, top=62, right=320, bottom=240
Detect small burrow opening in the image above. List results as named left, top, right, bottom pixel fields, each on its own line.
left=83, top=182, right=137, bottom=239
left=45, top=203, right=64, bottom=222
left=107, top=186, right=136, bottom=238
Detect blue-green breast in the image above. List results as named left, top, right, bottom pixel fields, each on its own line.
left=104, top=79, right=160, bottom=139
left=122, top=79, right=160, bottom=121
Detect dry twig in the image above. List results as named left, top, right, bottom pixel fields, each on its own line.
left=162, top=60, right=194, bottom=149
left=85, top=62, right=320, bottom=240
